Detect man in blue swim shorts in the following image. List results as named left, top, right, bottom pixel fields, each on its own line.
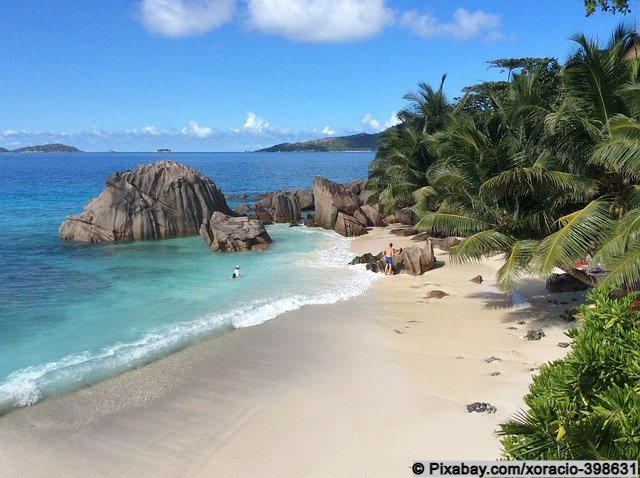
left=383, top=242, right=394, bottom=275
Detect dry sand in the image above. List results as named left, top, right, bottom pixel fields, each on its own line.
left=0, top=227, right=586, bottom=477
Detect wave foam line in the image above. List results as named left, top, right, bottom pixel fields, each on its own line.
left=0, top=262, right=379, bottom=413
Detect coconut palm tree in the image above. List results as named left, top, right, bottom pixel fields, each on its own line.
left=414, top=71, right=594, bottom=289
left=533, top=25, right=640, bottom=289
left=367, top=76, right=452, bottom=212
left=414, top=25, right=640, bottom=291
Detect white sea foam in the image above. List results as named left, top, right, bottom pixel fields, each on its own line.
left=0, top=228, right=379, bottom=413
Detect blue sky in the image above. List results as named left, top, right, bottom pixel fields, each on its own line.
left=0, top=1, right=633, bottom=152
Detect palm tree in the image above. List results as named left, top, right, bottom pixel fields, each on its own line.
left=414, top=25, right=640, bottom=291
left=534, top=25, right=640, bottom=289
left=367, top=76, right=452, bottom=212
left=415, top=72, right=592, bottom=289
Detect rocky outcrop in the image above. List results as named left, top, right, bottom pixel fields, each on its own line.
left=292, top=189, right=314, bottom=210
left=334, top=211, right=367, bottom=237
left=270, top=192, right=302, bottom=223
left=200, top=212, right=272, bottom=252
left=545, top=273, right=591, bottom=293
left=59, top=160, right=232, bottom=242
left=393, top=240, right=436, bottom=275
left=384, top=207, right=417, bottom=225
left=312, top=176, right=368, bottom=237
left=254, top=190, right=307, bottom=224
left=342, top=179, right=368, bottom=195
left=350, top=252, right=384, bottom=273
left=360, top=204, right=385, bottom=227
left=350, top=240, right=436, bottom=276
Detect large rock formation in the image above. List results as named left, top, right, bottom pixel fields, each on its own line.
left=269, top=192, right=302, bottom=223
left=349, top=240, right=436, bottom=276
left=312, top=176, right=368, bottom=237
left=360, top=204, right=385, bottom=227
left=200, top=212, right=272, bottom=252
left=393, top=240, right=436, bottom=275
left=59, top=160, right=233, bottom=242
left=255, top=190, right=312, bottom=223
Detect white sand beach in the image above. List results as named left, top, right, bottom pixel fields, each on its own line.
left=0, top=227, right=585, bottom=477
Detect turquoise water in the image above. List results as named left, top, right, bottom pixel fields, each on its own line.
left=0, top=152, right=377, bottom=413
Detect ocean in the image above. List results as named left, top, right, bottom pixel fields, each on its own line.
left=0, top=151, right=378, bottom=414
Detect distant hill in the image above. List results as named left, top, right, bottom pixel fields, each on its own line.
left=256, top=132, right=380, bottom=152
left=1, top=143, right=83, bottom=153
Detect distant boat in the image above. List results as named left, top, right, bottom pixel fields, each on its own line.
left=156, top=148, right=171, bottom=153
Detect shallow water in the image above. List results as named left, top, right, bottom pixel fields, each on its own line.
left=0, top=151, right=376, bottom=413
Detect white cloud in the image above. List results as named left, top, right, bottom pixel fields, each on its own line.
left=400, top=7, right=502, bottom=42
left=359, top=112, right=400, bottom=132
left=140, top=0, right=235, bottom=37
left=384, top=112, right=401, bottom=128
left=361, top=113, right=380, bottom=131
left=143, top=125, right=162, bottom=136
left=246, top=0, right=393, bottom=43
left=321, top=126, right=335, bottom=135
left=182, top=120, right=214, bottom=137
left=243, top=112, right=271, bottom=132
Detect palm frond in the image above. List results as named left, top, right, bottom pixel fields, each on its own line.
left=496, top=240, right=539, bottom=291
left=534, top=198, right=613, bottom=275
left=592, top=115, right=640, bottom=182
left=448, top=230, right=515, bottom=264
left=415, top=212, right=489, bottom=237
left=598, top=243, right=640, bottom=289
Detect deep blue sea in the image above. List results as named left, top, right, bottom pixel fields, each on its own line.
left=0, top=151, right=377, bottom=414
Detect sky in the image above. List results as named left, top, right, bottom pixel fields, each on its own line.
left=0, top=1, right=635, bottom=152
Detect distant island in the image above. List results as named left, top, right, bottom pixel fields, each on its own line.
left=156, top=148, right=172, bottom=153
left=0, top=143, right=83, bottom=153
left=256, top=132, right=380, bottom=152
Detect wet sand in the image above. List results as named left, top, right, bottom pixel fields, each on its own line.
left=0, top=228, right=584, bottom=477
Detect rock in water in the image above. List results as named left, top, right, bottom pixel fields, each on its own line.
left=59, top=160, right=232, bottom=242
left=200, top=212, right=272, bottom=252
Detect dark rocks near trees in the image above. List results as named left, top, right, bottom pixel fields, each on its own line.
left=59, top=160, right=232, bottom=242
left=360, top=204, right=385, bottom=227
left=312, top=176, right=369, bottom=237
left=396, top=241, right=436, bottom=275
left=470, top=275, right=484, bottom=284
left=349, top=240, right=436, bottom=276
left=385, top=207, right=416, bottom=226
left=546, top=273, right=591, bottom=293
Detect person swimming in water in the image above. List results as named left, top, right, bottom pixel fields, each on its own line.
left=231, top=265, right=240, bottom=279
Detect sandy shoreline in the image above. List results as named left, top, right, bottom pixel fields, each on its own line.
left=0, top=228, right=585, bottom=477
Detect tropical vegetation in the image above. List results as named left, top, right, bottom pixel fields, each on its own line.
left=368, top=24, right=640, bottom=293
left=367, top=22, right=640, bottom=462
left=498, top=287, right=640, bottom=459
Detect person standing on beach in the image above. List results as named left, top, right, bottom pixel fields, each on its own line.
left=383, top=243, right=394, bottom=275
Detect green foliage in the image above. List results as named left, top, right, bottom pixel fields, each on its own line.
left=458, top=58, right=561, bottom=112
left=499, top=286, right=640, bottom=459
left=583, top=0, right=632, bottom=16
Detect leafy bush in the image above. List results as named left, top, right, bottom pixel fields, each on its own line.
left=499, top=286, right=640, bottom=459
